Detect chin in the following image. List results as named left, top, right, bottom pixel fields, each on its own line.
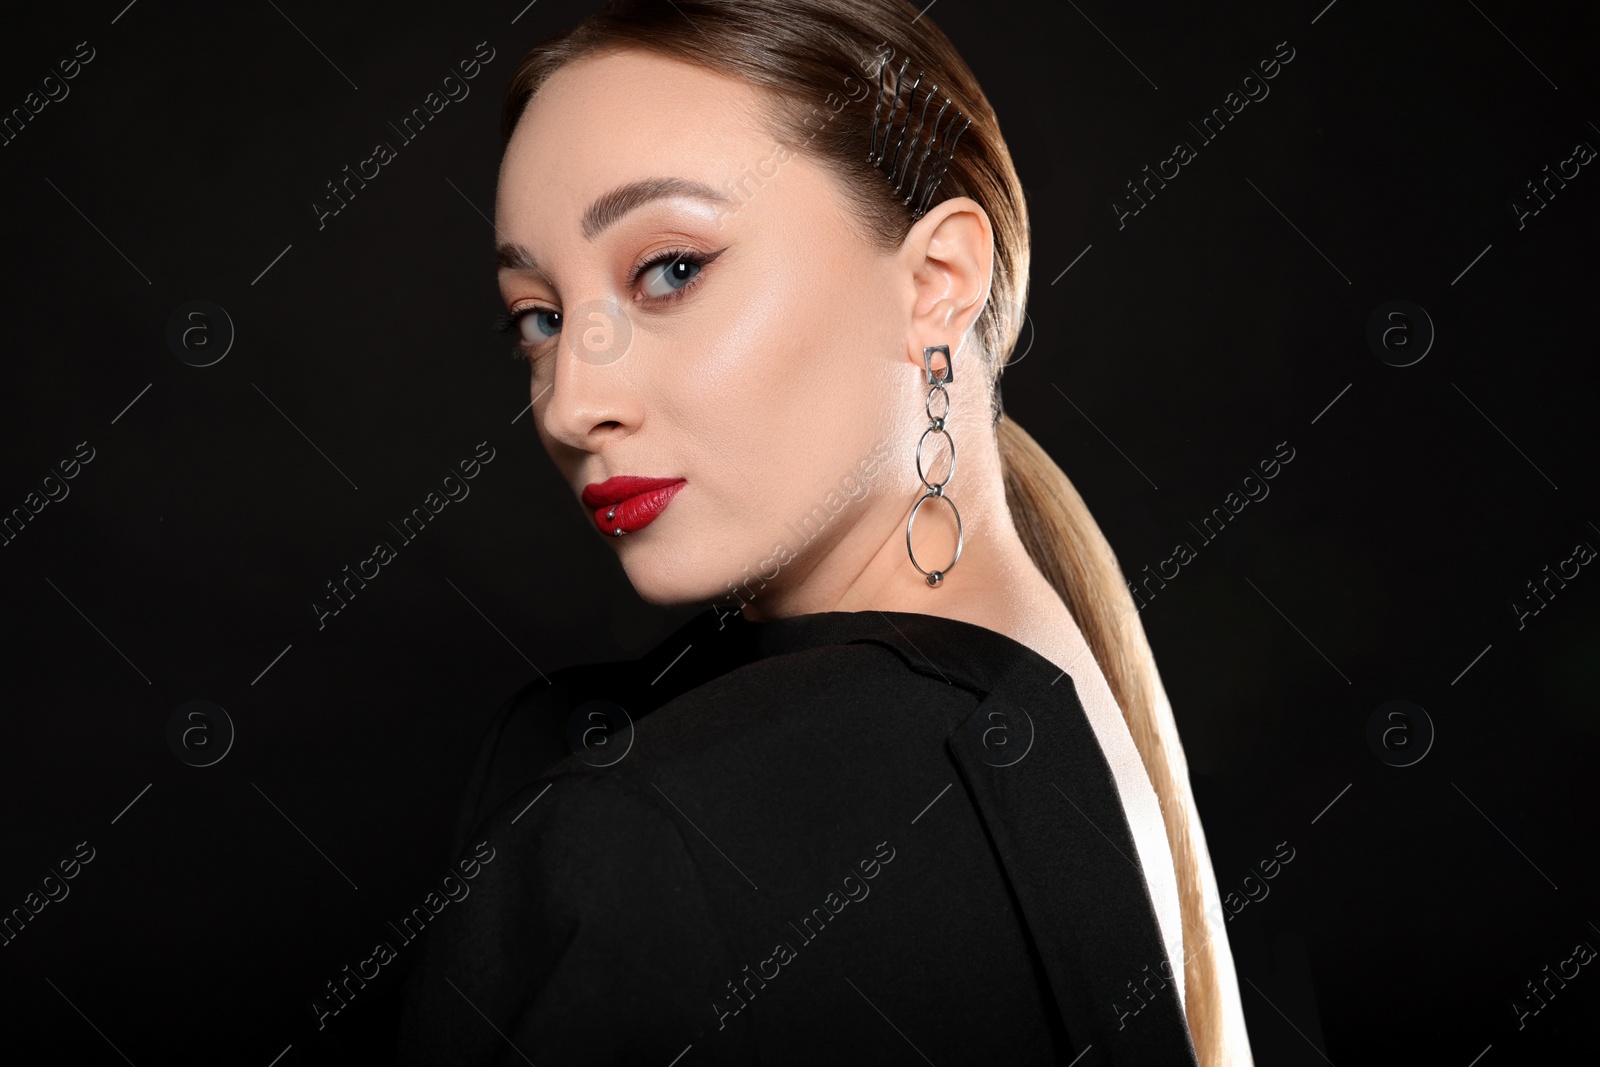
left=617, top=544, right=718, bottom=608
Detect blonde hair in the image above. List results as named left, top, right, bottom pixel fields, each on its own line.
left=503, top=1, right=1250, bottom=1059
left=1000, top=417, right=1251, bottom=1062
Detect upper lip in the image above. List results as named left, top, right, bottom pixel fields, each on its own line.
left=581, top=476, right=686, bottom=509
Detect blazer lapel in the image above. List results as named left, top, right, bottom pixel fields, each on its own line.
left=942, top=658, right=1199, bottom=1064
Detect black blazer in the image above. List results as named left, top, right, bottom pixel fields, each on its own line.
left=395, top=608, right=1199, bottom=1065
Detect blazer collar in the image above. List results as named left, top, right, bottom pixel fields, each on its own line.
left=742, top=607, right=1039, bottom=689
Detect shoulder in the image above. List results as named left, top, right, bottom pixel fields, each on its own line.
left=610, top=638, right=962, bottom=764
left=453, top=636, right=972, bottom=861
left=667, top=635, right=964, bottom=723
left=471, top=769, right=701, bottom=905
left=444, top=660, right=622, bottom=857
left=464, top=639, right=956, bottom=854
left=423, top=770, right=723, bottom=999
left=573, top=640, right=988, bottom=824
left=398, top=770, right=750, bottom=1063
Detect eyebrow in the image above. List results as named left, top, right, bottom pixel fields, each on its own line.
left=495, top=176, right=732, bottom=275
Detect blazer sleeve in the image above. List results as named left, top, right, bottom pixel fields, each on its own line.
left=443, top=687, right=522, bottom=864
left=396, top=769, right=754, bottom=1066
left=443, top=674, right=582, bottom=862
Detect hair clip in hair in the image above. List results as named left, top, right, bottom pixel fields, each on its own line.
left=868, top=56, right=971, bottom=221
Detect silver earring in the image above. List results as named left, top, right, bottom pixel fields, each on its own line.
left=906, top=344, right=964, bottom=587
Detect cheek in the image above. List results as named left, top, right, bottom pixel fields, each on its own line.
left=654, top=274, right=863, bottom=568
left=679, top=262, right=828, bottom=484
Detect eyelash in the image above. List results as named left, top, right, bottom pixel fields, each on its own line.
left=495, top=246, right=714, bottom=359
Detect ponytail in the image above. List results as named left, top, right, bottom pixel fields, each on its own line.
left=997, top=415, right=1252, bottom=1064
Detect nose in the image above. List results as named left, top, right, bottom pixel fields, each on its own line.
left=536, top=299, right=641, bottom=451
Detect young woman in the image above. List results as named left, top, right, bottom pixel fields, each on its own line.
left=397, top=1, right=1251, bottom=1063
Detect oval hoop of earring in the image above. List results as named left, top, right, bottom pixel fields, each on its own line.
left=906, top=344, right=965, bottom=587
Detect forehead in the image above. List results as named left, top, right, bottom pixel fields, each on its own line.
left=497, top=50, right=776, bottom=228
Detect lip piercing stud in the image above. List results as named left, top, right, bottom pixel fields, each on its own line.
left=606, top=506, right=617, bottom=521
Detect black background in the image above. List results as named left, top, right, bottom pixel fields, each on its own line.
left=1, top=0, right=1596, bottom=1063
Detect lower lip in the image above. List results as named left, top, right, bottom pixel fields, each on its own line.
left=592, top=481, right=686, bottom=536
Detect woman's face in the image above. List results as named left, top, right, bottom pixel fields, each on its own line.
left=496, top=49, right=925, bottom=609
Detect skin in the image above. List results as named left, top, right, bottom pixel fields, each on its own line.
left=494, top=49, right=1184, bottom=996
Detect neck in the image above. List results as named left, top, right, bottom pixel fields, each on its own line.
left=733, top=423, right=1081, bottom=673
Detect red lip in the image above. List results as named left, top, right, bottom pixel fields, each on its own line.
left=581, top=476, right=687, bottom=536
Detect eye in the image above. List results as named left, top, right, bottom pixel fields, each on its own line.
left=635, top=248, right=705, bottom=299
left=495, top=306, right=561, bottom=360
left=494, top=245, right=723, bottom=360
left=623, top=246, right=722, bottom=308
left=514, top=307, right=562, bottom=344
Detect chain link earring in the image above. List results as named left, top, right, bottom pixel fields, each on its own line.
left=906, top=344, right=965, bottom=587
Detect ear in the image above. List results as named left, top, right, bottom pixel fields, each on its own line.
left=903, top=195, right=993, bottom=375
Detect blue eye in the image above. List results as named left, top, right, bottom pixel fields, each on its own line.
left=518, top=308, right=562, bottom=343
left=637, top=251, right=703, bottom=298
left=496, top=306, right=560, bottom=358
